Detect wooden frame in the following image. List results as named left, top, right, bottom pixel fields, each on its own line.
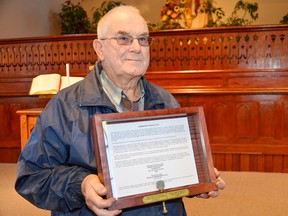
left=90, top=106, right=216, bottom=210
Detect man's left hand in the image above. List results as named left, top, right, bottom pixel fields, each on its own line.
left=196, top=167, right=226, bottom=199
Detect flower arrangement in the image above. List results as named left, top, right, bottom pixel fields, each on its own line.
left=160, top=0, right=198, bottom=29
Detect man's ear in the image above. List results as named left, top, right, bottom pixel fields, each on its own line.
left=93, top=39, right=104, bottom=61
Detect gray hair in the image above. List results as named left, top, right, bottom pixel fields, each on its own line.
left=97, top=5, right=142, bottom=38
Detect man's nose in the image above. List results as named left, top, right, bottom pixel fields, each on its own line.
left=129, top=38, right=142, bottom=51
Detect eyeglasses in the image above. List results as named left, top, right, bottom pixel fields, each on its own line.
left=100, top=35, right=154, bottom=47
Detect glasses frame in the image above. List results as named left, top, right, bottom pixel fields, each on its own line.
left=100, top=35, right=154, bottom=47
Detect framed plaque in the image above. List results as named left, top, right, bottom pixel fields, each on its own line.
left=90, top=106, right=217, bottom=210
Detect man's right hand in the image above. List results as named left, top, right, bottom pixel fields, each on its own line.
left=81, top=174, right=122, bottom=216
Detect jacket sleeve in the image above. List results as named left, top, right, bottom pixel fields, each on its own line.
left=15, top=97, right=94, bottom=212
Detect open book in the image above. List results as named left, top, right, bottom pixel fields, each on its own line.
left=29, top=73, right=84, bottom=95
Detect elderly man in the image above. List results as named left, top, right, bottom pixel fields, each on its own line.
left=15, top=5, right=225, bottom=216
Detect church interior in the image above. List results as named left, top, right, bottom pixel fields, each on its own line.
left=0, top=0, right=288, bottom=215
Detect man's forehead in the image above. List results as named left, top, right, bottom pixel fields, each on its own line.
left=106, top=22, right=148, bottom=36
left=104, top=10, right=148, bottom=35
left=113, top=30, right=149, bottom=36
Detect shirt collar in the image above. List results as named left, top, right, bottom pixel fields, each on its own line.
left=100, top=69, right=122, bottom=106
left=100, top=69, right=145, bottom=106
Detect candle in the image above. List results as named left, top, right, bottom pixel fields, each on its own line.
left=66, top=63, right=70, bottom=85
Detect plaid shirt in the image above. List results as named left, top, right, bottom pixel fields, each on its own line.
left=100, top=70, right=145, bottom=112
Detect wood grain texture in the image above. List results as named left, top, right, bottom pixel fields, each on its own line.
left=1, top=25, right=288, bottom=172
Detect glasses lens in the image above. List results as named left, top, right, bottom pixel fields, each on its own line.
left=138, top=37, right=153, bottom=46
left=114, top=36, right=154, bottom=46
left=116, top=36, right=132, bottom=45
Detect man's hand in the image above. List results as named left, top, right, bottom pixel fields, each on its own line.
left=81, top=174, right=122, bottom=216
left=197, top=168, right=226, bottom=199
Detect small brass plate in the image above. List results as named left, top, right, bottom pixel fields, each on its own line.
left=143, top=189, right=190, bottom=204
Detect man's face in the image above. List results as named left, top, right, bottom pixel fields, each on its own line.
left=96, top=12, right=150, bottom=82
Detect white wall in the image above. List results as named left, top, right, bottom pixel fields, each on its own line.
left=0, top=0, right=59, bottom=38
left=0, top=0, right=287, bottom=39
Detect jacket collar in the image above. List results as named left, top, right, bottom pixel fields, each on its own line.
left=77, top=62, right=111, bottom=107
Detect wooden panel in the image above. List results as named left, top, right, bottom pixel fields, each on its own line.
left=17, top=109, right=43, bottom=149
left=210, top=153, right=288, bottom=173
left=1, top=25, right=288, bottom=172
left=0, top=97, right=49, bottom=162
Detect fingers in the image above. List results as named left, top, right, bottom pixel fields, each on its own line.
left=214, top=167, right=225, bottom=189
left=208, top=190, right=219, bottom=198
left=214, top=167, right=220, bottom=178
left=196, top=193, right=210, bottom=199
left=196, top=168, right=226, bottom=199
left=196, top=190, right=218, bottom=199
left=81, top=174, right=122, bottom=216
left=88, top=197, right=122, bottom=216
left=216, top=176, right=226, bottom=190
left=89, top=175, right=108, bottom=197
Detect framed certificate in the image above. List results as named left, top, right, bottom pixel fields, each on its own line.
left=90, top=106, right=217, bottom=210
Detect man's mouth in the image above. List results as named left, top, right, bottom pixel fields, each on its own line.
left=126, top=59, right=141, bottom=61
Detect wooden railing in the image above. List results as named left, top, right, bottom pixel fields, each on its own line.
left=149, top=25, right=288, bottom=70
left=1, top=25, right=287, bottom=78
left=1, top=25, right=288, bottom=172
